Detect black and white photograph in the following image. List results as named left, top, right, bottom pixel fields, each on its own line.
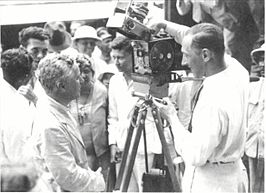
left=0, top=0, right=264, bottom=192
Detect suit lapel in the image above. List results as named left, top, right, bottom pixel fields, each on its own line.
left=50, top=109, right=85, bottom=149
left=63, top=117, right=85, bottom=149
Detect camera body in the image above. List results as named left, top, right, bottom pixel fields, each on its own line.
left=131, top=37, right=184, bottom=76
left=107, top=1, right=152, bottom=41
left=107, top=1, right=187, bottom=98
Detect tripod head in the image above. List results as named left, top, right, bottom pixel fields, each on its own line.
left=132, top=91, right=167, bottom=105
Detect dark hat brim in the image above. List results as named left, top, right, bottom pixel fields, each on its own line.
left=48, top=31, right=72, bottom=53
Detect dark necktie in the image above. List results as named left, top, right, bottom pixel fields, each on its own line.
left=188, top=84, right=204, bottom=132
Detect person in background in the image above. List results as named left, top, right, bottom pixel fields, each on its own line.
left=245, top=43, right=265, bottom=193
left=175, top=0, right=259, bottom=73
left=96, top=27, right=118, bottom=76
left=150, top=21, right=249, bottom=192
left=69, top=53, right=110, bottom=185
left=43, top=21, right=72, bottom=53
left=96, top=27, right=114, bottom=65
left=0, top=49, right=43, bottom=192
left=98, top=71, right=115, bottom=89
left=0, top=48, right=34, bottom=163
left=18, top=26, right=50, bottom=105
left=108, top=36, right=162, bottom=192
left=70, top=20, right=86, bottom=37
left=31, top=53, right=105, bottom=192
left=73, top=25, right=109, bottom=79
left=247, top=0, right=264, bottom=40
left=19, top=26, right=49, bottom=71
left=44, top=21, right=80, bottom=60
left=0, top=44, right=2, bottom=79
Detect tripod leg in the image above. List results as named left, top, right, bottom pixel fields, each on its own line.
left=114, top=105, right=140, bottom=190
left=151, top=105, right=182, bottom=192
left=120, top=108, right=148, bottom=192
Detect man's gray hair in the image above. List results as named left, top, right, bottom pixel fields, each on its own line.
left=38, top=53, right=78, bottom=93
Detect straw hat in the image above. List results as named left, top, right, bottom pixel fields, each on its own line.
left=251, top=43, right=265, bottom=57
left=251, top=43, right=265, bottom=65
left=97, top=27, right=113, bottom=41
left=73, top=25, right=101, bottom=41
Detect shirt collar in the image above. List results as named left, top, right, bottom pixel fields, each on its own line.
left=1, top=78, right=17, bottom=93
left=202, top=66, right=229, bottom=87
left=46, top=95, right=70, bottom=116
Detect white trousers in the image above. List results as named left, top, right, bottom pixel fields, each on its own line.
left=182, top=159, right=248, bottom=193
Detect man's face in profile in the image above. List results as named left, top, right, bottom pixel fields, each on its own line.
left=61, top=66, right=81, bottom=101
left=75, top=38, right=96, bottom=57
left=181, top=35, right=205, bottom=78
left=98, top=37, right=113, bottom=54
left=111, top=49, right=133, bottom=74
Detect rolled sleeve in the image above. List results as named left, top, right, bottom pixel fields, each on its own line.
left=165, top=21, right=190, bottom=44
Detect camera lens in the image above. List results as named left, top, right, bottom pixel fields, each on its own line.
left=167, top=53, right=172, bottom=59
left=127, top=20, right=135, bottom=29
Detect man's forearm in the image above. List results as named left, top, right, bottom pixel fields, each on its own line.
left=164, top=21, right=190, bottom=44
left=167, top=114, right=190, bottom=157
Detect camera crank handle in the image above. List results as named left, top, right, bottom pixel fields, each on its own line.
left=153, top=97, right=167, bottom=105
left=150, top=29, right=156, bottom=34
left=181, top=77, right=205, bottom=82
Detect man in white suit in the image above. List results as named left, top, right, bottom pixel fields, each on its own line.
left=31, top=53, right=105, bottom=192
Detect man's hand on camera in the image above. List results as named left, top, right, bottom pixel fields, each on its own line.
left=145, top=18, right=167, bottom=35
left=152, top=97, right=177, bottom=123
left=110, top=144, right=122, bottom=163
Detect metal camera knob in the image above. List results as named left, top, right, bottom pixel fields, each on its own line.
left=127, top=20, right=135, bottom=30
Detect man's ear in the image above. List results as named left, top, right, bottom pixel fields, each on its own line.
left=19, top=45, right=27, bottom=52
left=201, top=48, right=212, bottom=62
left=56, top=81, right=65, bottom=91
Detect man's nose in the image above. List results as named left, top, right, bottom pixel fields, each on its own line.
left=36, top=50, right=45, bottom=59
left=114, top=58, right=119, bottom=65
left=181, top=55, right=187, bottom=66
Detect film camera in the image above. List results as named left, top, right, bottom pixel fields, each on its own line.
left=107, top=1, right=188, bottom=98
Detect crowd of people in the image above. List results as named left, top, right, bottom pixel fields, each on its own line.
left=0, top=1, right=264, bottom=192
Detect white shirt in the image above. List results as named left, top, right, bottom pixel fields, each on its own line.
left=0, top=78, right=33, bottom=163
left=168, top=80, right=194, bottom=130
left=245, top=78, right=264, bottom=158
left=171, top=56, right=249, bottom=165
left=164, top=21, right=249, bottom=192
left=170, top=57, right=249, bottom=192
left=108, top=72, right=161, bottom=154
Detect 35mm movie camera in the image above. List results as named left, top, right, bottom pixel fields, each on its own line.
left=107, top=1, right=188, bottom=98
